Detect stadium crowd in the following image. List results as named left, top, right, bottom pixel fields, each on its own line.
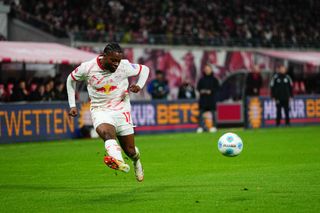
left=0, top=76, right=68, bottom=102
left=5, top=0, right=320, bottom=47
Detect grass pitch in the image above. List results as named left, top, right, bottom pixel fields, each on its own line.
left=0, top=126, right=320, bottom=213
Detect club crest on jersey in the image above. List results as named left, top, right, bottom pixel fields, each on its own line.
left=96, top=84, right=118, bottom=94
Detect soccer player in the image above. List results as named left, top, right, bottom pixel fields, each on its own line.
left=66, top=43, right=149, bottom=182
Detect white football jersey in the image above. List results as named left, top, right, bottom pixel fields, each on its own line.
left=70, top=55, right=143, bottom=112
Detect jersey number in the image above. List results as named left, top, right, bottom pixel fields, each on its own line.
left=122, top=112, right=131, bottom=123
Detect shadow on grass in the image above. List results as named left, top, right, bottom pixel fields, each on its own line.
left=0, top=184, right=120, bottom=192
left=88, top=184, right=224, bottom=204
left=0, top=183, right=253, bottom=205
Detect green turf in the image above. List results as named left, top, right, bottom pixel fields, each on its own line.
left=0, top=126, right=320, bottom=213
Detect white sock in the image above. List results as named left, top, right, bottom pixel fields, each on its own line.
left=104, top=139, right=124, bottom=162
left=131, top=146, right=140, bottom=162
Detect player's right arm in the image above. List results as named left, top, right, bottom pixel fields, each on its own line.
left=66, top=63, right=88, bottom=117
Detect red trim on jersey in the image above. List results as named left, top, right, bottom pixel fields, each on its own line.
left=70, top=72, right=77, bottom=81
left=137, top=64, right=142, bottom=75
left=96, top=55, right=105, bottom=70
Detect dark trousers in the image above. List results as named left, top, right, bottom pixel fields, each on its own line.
left=198, top=108, right=216, bottom=129
left=276, top=99, right=290, bottom=126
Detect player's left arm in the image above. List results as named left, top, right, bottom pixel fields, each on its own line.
left=128, top=64, right=150, bottom=93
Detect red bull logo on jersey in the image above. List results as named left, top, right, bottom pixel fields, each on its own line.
left=96, top=84, right=118, bottom=94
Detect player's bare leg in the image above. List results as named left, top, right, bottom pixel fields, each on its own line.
left=96, top=123, right=130, bottom=173
left=118, top=134, right=144, bottom=182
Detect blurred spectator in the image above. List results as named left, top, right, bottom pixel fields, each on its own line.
left=316, top=72, right=320, bottom=94
left=0, top=75, right=71, bottom=102
left=178, top=80, right=196, bottom=99
left=53, top=80, right=67, bottom=101
left=43, top=78, right=55, bottom=101
left=28, top=80, right=38, bottom=95
left=245, top=65, right=262, bottom=96
left=5, top=81, right=15, bottom=102
left=196, top=64, right=220, bottom=133
left=293, top=81, right=306, bottom=95
left=0, top=83, right=5, bottom=102
left=11, top=79, right=29, bottom=102
left=147, top=70, right=169, bottom=100
left=6, top=0, right=320, bottom=47
left=289, top=66, right=306, bottom=95
left=270, top=64, right=293, bottom=126
left=29, top=83, right=46, bottom=101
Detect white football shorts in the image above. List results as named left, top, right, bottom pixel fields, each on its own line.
left=91, top=110, right=134, bottom=136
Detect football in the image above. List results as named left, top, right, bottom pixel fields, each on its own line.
left=218, top=132, right=243, bottom=157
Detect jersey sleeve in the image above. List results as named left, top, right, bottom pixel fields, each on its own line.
left=121, top=60, right=149, bottom=88
left=126, top=62, right=143, bottom=77
left=70, top=62, right=88, bottom=81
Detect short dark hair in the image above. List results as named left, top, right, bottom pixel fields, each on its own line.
left=103, top=42, right=123, bottom=55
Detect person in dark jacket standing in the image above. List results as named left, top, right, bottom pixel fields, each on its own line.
left=197, top=64, right=220, bottom=133
left=270, top=64, right=293, bottom=126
